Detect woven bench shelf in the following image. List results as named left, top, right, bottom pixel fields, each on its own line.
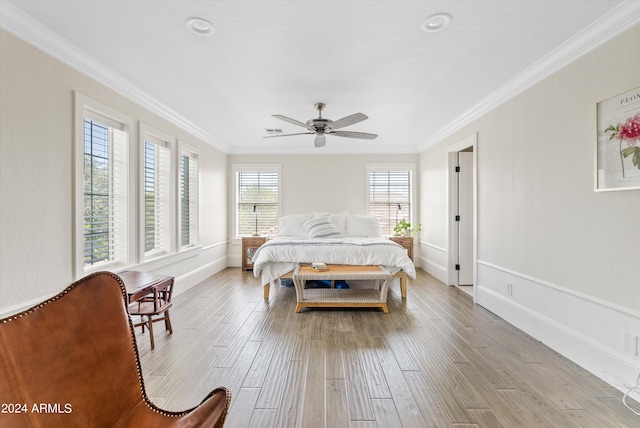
left=293, top=265, right=393, bottom=313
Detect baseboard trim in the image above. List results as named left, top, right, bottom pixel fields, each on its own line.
left=418, top=242, right=449, bottom=284
left=174, top=257, right=227, bottom=296
left=416, top=255, right=447, bottom=284
left=476, top=261, right=640, bottom=401
left=478, top=260, right=640, bottom=319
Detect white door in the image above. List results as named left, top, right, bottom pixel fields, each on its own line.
left=458, top=151, right=473, bottom=285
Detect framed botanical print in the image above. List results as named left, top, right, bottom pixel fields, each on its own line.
left=596, top=85, right=640, bottom=191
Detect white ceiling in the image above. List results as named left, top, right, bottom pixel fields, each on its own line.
left=2, top=0, right=637, bottom=154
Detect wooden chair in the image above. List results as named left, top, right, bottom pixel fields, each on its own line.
left=0, top=271, right=231, bottom=427
left=128, top=276, right=174, bottom=349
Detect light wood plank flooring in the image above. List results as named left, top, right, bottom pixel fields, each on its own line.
left=137, top=268, right=639, bottom=427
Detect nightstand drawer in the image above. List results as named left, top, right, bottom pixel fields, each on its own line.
left=389, top=237, right=412, bottom=246
left=243, top=237, right=267, bottom=247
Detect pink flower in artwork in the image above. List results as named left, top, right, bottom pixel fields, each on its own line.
left=605, top=113, right=640, bottom=177
left=617, top=113, right=640, bottom=147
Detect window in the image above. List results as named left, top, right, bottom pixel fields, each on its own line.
left=179, top=148, right=199, bottom=248
left=368, top=165, right=415, bottom=236
left=142, top=133, right=171, bottom=258
left=73, top=93, right=199, bottom=278
left=78, top=105, right=131, bottom=274
left=74, top=93, right=201, bottom=277
left=234, top=166, right=280, bottom=237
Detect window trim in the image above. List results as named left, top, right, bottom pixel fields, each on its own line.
left=139, top=123, right=175, bottom=261
left=232, top=164, right=282, bottom=239
left=178, top=141, right=199, bottom=250
left=73, top=92, right=137, bottom=279
left=366, top=163, right=417, bottom=236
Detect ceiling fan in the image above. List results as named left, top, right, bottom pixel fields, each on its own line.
left=264, top=103, right=378, bottom=147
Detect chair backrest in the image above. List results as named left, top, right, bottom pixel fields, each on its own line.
left=0, top=271, right=229, bottom=427
left=132, top=277, right=173, bottom=315
left=154, top=277, right=173, bottom=310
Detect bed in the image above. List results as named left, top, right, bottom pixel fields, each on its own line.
left=252, top=212, right=416, bottom=299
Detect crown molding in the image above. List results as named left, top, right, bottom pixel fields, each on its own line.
left=228, top=144, right=419, bottom=155
left=0, top=1, right=230, bottom=153
left=416, top=1, right=640, bottom=152
left=2, top=1, right=637, bottom=156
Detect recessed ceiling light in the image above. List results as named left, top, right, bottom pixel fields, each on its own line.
left=185, top=17, right=215, bottom=36
left=421, top=13, right=452, bottom=32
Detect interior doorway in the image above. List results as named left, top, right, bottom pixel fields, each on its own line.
left=448, top=134, right=477, bottom=299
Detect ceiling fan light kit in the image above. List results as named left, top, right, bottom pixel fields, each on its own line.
left=265, top=103, right=378, bottom=148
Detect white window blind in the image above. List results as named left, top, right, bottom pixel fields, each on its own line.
left=144, top=140, right=171, bottom=258
left=236, top=170, right=279, bottom=236
left=369, top=168, right=412, bottom=236
left=83, top=117, right=128, bottom=268
left=179, top=150, right=198, bottom=248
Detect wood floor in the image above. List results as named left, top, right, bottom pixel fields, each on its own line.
left=137, top=268, right=639, bottom=427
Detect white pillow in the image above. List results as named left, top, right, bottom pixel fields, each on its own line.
left=330, top=212, right=348, bottom=234
left=313, top=211, right=348, bottom=235
left=346, top=215, right=382, bottom=237
left=303, top=215, right=343, bottom=239
left=278, top=213, right=314, bottom=237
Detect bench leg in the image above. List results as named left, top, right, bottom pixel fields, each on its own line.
left=263, top=283, right=270, bottom=299
left=394, top=272, right=407, bottom=298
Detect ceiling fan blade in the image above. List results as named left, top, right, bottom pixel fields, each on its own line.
left=263, top=132, right=314, bottom=138
left=272, top=114, right=313, bottom=130
left=314, top=134, right=326, bottom=147
left=330, top=130, right=378, bottom=140
left=330, top=113, right=368, bottom=130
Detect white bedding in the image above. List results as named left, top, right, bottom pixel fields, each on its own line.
left=252, top=236, right=416, bottom=285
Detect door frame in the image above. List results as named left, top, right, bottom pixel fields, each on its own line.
left=447, top=133, right=478, bottom=301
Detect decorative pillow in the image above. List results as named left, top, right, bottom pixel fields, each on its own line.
left=278, top=213, right=314, bottom=237
left=345, top=215, right=382, bottom=237
left=303, top=215, right=344, bottom=239
left=313, top=211, right=348, bottom=235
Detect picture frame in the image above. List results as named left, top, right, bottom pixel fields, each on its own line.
left=595, top=85, right=640, bottom=191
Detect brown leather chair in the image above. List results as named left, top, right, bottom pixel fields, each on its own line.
left=128, top=276, right=174, bottom=350
left=0, top=271, right=231, bottom=427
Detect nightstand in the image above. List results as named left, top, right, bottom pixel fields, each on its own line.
left=389, top=236, right=413, bottom=261
left=242, top=236, right=267, bottom=271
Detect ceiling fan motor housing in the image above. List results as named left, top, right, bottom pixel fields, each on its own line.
left=307, top=118, right=332, bottom=133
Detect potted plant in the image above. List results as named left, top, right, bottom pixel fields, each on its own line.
left=393, top=219, right=421, bottom=236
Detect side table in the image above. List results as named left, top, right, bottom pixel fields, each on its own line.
left=242, top=236, right=267, bottom=271
left=389, top=236, right=413, bottom=261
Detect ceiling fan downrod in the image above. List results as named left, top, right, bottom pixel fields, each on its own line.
left=307, top=102, right=332, bottom=133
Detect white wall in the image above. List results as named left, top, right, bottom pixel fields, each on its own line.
left=226, top=154, right=418, bottom=266
left=0, top=30, right=229, bottom=314
left=417, top=142, right=450, bottom=282
left=229, top=154, right=417, bottom=214
left=418, top=24, right=640, bottom=390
